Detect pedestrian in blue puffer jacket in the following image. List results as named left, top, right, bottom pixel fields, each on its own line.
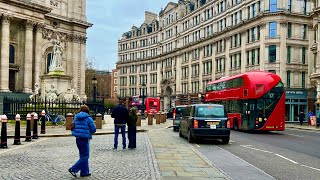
left=68, top=105, right=96, bottom=178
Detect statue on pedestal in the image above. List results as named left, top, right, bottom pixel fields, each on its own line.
left=49, top=40, right=64, bottom=73
left=29, top=83, right=41, bottom=101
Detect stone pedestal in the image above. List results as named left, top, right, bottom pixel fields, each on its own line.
left=40, top=74, right=73, bottom=97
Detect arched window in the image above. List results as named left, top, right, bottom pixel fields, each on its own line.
left=47, top=52, right=52, bottom=73
left=9, top=45, right=15, bottom=64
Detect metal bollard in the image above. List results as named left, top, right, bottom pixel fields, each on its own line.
left=66, top=113, right=74, bottom=130
left=40, top=110, right=46, bottom=134
left=156, top=112, right=160, bottom=124
left=95, top=113, right=102, bottom=129
left=0, top=115, right=8, bottom=148
left=137, top=113, right=141, bottom=126
left=30, top=113, right=34, bottom=131
left=13, top=114, right=21, bottom=145
left=32, top=113, right=38, bottom=139
left=25, top=113, right=32, bottom=142
left=148, top=113, right=153, bottom=125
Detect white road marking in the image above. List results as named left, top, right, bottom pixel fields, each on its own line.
left=195, top=144, right=201, bottom=147
left=275, top=154, right=299, bottom=164
left=240, top=145, right=273, bottom=154
left=287, top=133, right=304, bottom=137
left=301, top=165, right=320, bottom=172
left=0, top=138, right=48, bottom=155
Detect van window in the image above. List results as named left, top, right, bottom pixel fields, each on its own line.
left=176, top=107, right=186, bottom=114
left=196, top=106, right=225, bottom=118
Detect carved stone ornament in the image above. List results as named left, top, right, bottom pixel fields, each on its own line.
left=279, top=21, right=287, bottom=27
left=1, top=14, right=11, bottom=24
left=36, top=23, right=45, bottom=32
left=25, top=20, right=36, bottom=29
left=50, top=0, right=58, bottom=7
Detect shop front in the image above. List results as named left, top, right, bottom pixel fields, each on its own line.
left=285, top=90, right=308, bottom=122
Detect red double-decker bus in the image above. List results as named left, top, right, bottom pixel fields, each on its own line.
left=205, top=71, right=285, bottom=131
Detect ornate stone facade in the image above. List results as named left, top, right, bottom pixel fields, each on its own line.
left=117, top=0, right=315, bottom=112
left=0, top=0, right=91, bottom=97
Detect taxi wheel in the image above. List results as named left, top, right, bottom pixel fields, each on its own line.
left=221, top=136, right=230, bottom=144
left=188, top=130, right=194, bottom=143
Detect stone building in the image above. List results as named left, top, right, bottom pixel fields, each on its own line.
left=111, top=69, right=119, bottom=100
left=117, top=0, right=316, bottom=121
left=0, top=0, right=91, bottom=97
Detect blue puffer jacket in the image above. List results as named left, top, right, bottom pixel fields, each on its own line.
left=72, top=112, right=96, bottom=139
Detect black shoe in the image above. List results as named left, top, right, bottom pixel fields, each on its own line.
left=68, top=168, right=77, bottom=177
left=123, top=147, right=126, bottom=149
left=113, top=147, right=117, bottom=150
left=80, top=173, right=91, bottom=177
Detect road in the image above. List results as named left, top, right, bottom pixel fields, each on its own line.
left=172, top=128, right=320, bottom=180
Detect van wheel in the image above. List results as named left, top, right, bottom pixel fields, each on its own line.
left=188, top=130, right=194, bottom=143
left=179, top=128, right=183, bottom=137
left=173, top=127, right=177, bottom=132
left=221, top=136, right=230, bottom=144
left=234, top=119, right=238, bottom=131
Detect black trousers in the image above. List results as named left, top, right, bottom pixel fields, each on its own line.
left=128, top=126, right=136, bottom=148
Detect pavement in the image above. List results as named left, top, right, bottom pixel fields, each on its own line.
left=285, top=123, right=320, bottom=131
left=0, top=116, right=230, bottom=180
left=1, top=118, right=319, bottom=180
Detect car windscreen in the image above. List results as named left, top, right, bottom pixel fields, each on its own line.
left=195, top=106, right=225, bottom=118
left=176, top=107, right=186, bottom=114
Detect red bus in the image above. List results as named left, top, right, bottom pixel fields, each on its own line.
left=145, top=97, right=160, bottom=115
left=205, top=71, right=285, bottom=131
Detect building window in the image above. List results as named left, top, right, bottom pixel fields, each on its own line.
left=269, top=45, right=276, bottom=62
left=257, top=25, right=261, bottom=40
left=288, top=0, right=291, bottom=12
left=246, top=51, right=250, bottom=66
left=302, top=0, right=306, bottom=15
left=270, top=0, right=277, bottom=13
left=47, top=52, right=52, bottom=73
left=302, top=47, right=306, bottom=64
left=9, top=45, right=15, bottom=64
left=287, top=46, right=291, bottom=63
left=251, top=49, right=255, bottom=65
left=257, top=48, right=260, bottom=64
left=302, top=72, right=305, bottom=89
left=287, top=71, right=291, bottom=88
left=269, top=22, right=277, bottom=37
left=287, top=22, right=292, bottom=38
left=302, top=24, right=307, bottom=39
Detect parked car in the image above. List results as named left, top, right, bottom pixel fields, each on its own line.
left=179, top=104, right=230, bottom=144
left=167, top=106, right=186, bottom=131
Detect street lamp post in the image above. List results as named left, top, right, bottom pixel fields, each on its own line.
left=92, top=75, right=97, bottom=102
left=141, top=83, right=146, bottom=119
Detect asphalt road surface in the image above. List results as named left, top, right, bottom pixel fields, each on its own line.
left=173, top=128, right=320, bottom=180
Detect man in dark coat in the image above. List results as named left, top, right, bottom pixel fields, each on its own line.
left=111, top=98, right=129, bottom=149
left=298, top=111, right=305, bottom=126
left=127, top=108, right=138, bottom=149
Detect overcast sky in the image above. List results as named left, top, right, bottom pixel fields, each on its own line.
left=86, top=0, right=171, bottom=71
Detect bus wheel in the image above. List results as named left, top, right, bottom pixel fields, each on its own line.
left=234, top=119, right=238, bottom=131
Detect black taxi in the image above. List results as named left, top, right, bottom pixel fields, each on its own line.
left=179, top=104, right=230, bottom=144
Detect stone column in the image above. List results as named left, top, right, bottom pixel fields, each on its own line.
left=0, top=15, right=11, bottom=92
left=259, top=23, right=266, bottom=70
left=212, top=44, right=216, bottom=80
left=176, top=55, right=182, bottom=94
left=80, top=39, right=86, bottom=97
left=71, top=36, right=80, bottom=93
left=199, top=49, right=203, bottom=92
left=156, top=61, right=161, bottom=96
left=23, top=20, right=35, bottom=93
left=34, top=23, right=44, bottom=86
left=279, top=21, right=287, bottom=81
left=241, top=30, right=247, bottom=73
left=225, top=37, right=230, bottom=76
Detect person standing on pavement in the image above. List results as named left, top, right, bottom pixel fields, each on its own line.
left=111, top=98, right=129, bottom=149
left=298, top=110, right=305, bottom=126
left=127, top=107, right=138, bottom=149
left=69, top=105, right=96, bottom=178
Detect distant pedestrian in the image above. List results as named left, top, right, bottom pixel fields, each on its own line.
left=298, top=110, right=305, bottom=126
left=127, top=107, right=138, bottom=149
left=69, top=105, right=96, bottom=178
left=111, top=98, right=129, bottom=149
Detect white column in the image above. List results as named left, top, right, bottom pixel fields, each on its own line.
left=80, top=39, right=86, bottom=97
left=199, top=48, right=203, bottom=92
left=157, top=61, right=161, bottom=96
left=280, top=21, right=287, bottom=80
left=34, top=23, right=44, bottom=86
left=225, top=37, right=230, bottom=76
left=23, top=20, right=35, bottom=93
left=260, top=23, right=266, bottom=70
left=176, top=55, right=182, bottom=94
left=0, top=15, right=11, bottom=92
left=72, top=36, right=80, bottom=92
left=241, top=31, right=246, bottom=73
